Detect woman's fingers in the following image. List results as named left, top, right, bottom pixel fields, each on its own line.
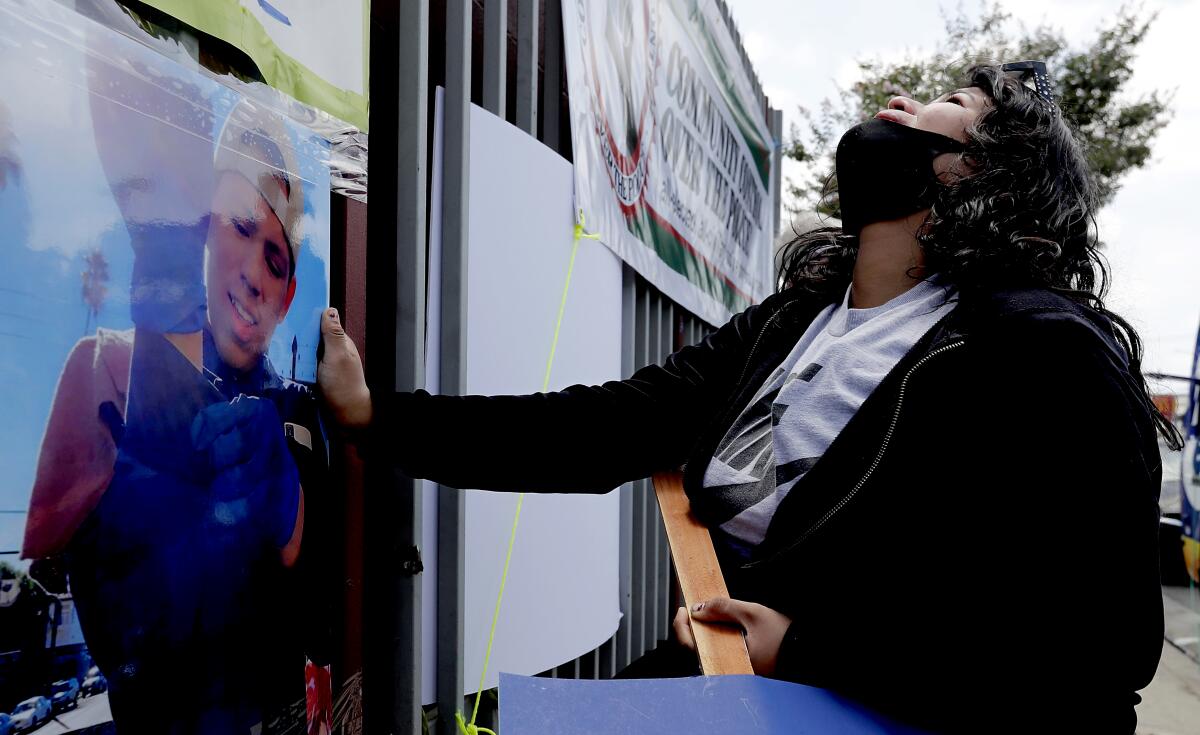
left=672, top=606, right=696, bottom=651
left=690, top=597, right=758, bottom=629
left=691, top=597, right=791, bottom=677
left=317, top=308, right=372, bottom=429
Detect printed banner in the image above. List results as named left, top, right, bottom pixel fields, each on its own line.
left=0, top=1, right=337, bottom=732
left=561, top=0, right=775, bottom=325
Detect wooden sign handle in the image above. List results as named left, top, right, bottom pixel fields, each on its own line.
left=652, top=471, right=753, bottom=675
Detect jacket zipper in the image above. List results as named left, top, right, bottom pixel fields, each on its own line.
left=748, top=338, right=966, bottom=564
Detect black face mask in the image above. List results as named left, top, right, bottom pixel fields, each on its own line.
left=835, top=119, right=965, bottom=235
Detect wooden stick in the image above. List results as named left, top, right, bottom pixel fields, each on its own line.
left=653, top=471, right=753, bottom=675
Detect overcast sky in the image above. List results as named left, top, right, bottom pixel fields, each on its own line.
left=729, top=0, right=1200, bottom=384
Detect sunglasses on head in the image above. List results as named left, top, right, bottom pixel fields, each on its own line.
left=1000, top=60, right=1055, bottom=105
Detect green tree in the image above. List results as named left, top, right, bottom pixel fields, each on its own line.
left=0, top=561, right=51, bottom=650
left=785, top=3, right=1172, bottom=217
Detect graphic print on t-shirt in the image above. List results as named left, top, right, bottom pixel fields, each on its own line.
left=701, top=276, right=959, bottom=558
left=704, top=363, right=824, bottom=529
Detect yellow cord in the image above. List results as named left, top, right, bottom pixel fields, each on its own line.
left=455, top=710, right=496, bottom=735
left=457, top=210, right=599, bottom=735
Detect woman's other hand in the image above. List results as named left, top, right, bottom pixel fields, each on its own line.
left=674, top=598, right=792, bottom=676
left=317, top=308, right=372, bottom=430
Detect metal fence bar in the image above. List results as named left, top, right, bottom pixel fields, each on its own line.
left=515, top=0, right=539, bottom=134
left=482, top=0, right=506, bottom=116
left=632, top=476, right=648, bottom=663
left=772, top=107, right=784, bottom=237
left=437, top=1, right=472, bottom=732
left=644, top=288, right=662, bottom=650
left=631, top=280, right=651, bottom=660
left=635, top=471, right=649, bottom=653
left=541, top=0, right=563, bottom=152
left=472, top=694, right=498, bottom=733
left=649, top=299, right=664, bottom=649
left=611, top=264, right=639, bottom=676
left=599, top=626, right=617, bottom=679
left=365, top=1, right=428, bottom=731
left=587, top=647, right=601, bottom=679
left=658, top=300, right=674, bottom=638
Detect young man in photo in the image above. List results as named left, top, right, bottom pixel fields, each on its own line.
left=23, top=91, right=333, bottom=733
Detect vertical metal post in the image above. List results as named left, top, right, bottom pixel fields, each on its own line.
left=438, top=2, right=472, bottom=733
left=515, top=0, right=539, bottom=133
left=639, top=286, right=657, bottom=653
left=540, top=0, right=563, bottom=151
left=772, top=107, right=784, bottom=237
left=631, top=280, right=650, bottom=660
left=482, top=0, right=506, bottom=115
left=366, top=1, right=427, bottom=732
left=659, top=301, right=674, bottom=638
left=613, top=265, right=638, bottom=675
left=645, top=291, right=662, bottom=648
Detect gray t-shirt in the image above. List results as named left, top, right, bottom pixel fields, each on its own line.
left=702, top=277, right=958, bottom=557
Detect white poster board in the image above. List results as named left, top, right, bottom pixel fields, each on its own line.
left=425, top=102, right=624, bottom=697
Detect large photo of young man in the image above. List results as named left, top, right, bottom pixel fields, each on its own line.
left=1, top=5, right=335, bottom=733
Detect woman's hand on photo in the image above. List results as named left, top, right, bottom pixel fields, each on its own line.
left=318, top=308, right=372, bottom=430
left=674, top=597, right=792, bottom=677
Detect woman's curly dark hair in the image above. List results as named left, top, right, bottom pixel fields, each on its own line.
left=776, top=63, right=1182, bottom=448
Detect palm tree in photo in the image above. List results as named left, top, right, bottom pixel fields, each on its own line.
left=81, top=247, right=109, bottom=335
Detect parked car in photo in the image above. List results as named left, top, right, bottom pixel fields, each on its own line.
left=9, top=696, right=50, bottom=732
left=49, top=678, right=80, bottom=713
left=81, top=666, right=108, bottom=697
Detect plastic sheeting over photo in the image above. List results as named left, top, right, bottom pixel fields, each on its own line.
left=0, top=1, right=335, bottom=731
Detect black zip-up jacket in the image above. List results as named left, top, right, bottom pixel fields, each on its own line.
left=375, top=285, right=1164, bottom=734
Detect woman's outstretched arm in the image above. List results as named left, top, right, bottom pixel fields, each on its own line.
left=316, top=304, right=769, bottom=493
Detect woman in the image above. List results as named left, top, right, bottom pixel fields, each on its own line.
left=319, top=64, right=1176, bottom=733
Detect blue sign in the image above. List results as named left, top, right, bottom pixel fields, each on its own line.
left=499, top=673, right=932, bottom=734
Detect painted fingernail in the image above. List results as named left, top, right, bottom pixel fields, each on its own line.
left=692, top=602, right=704, bottom=612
